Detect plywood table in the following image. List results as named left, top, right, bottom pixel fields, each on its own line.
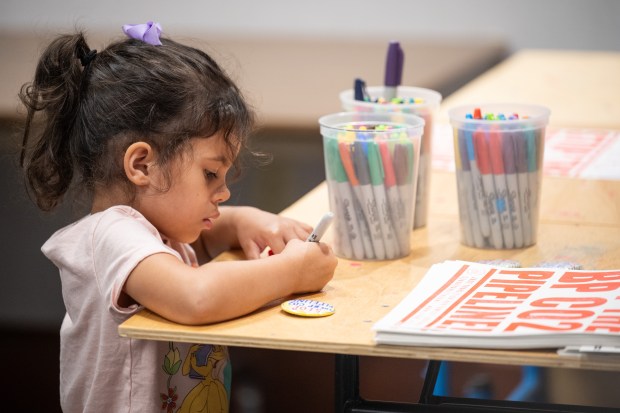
left=120, top=172, right=620, bottom=412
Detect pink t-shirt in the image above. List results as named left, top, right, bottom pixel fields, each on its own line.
left=42, top=206, right=230, bottom=413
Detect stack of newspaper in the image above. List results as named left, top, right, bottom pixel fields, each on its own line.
left=373, top=260, right=620, bottom=349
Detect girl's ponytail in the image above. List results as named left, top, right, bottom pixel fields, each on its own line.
left=19, top=33, right=91, bottom=211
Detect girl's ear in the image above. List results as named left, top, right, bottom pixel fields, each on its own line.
left=124, top=142, right=155, bottom=186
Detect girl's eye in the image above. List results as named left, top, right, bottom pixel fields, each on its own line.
left=203, top=170, right=218, bottom=181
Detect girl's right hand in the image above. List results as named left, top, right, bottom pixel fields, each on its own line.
left=281, top=238, right=337, bottom=294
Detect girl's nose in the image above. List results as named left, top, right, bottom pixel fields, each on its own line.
left=214, top=183, right=231, bottom=204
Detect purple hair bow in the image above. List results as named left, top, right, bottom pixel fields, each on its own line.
left=122, top=21, right=162, bottom=46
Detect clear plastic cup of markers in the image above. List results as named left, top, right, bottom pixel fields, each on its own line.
left=318, top=112, right=424, bottom=260
left=340, top=86, right=442, bottom=229
left=448, top=103, right=550, bottom=249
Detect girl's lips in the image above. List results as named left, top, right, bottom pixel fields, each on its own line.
left=203, top=218, right=213, bottom=230
left=203, top=212, right=220, bottom=230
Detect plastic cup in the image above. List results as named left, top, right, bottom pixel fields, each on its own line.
left=340, top=86, right=442, bottom=229
left=319, top=112, right=424, bottom=260
left=448, top=103, right=550, bottom=249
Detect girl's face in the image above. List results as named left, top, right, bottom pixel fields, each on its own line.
left=139, top=134, right=234, bottom=243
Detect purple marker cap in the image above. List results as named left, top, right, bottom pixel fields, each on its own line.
left=503, top=133, right=517, bottom=174
left=384, top=41, right=404, bottom=87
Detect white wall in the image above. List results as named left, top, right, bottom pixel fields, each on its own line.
left=2, top=0, right=620, bottom=52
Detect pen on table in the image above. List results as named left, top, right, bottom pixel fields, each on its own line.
left=352, top=140, right=387, bottom=260
left=488, top=129, right=515, bottom=249
left=474, top=129, right=503, bottom=249
left=384, top=41, right=403, bottom=101
left=457, top=129, right=485, bottom=248
left=325, top=138, right=364, bottom=259
left=514, top=130, right=532, bottom=246
left=367, top=140, right=401, bottom=258
left=338, top=139, right=375, bottom=259
left=307, top=211, right=335, bottom=242
left=502, top=133, right=524, bottom=248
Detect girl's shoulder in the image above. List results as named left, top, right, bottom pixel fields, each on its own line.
left=44, top=205, right=160, bottom=251
left=88, top=205, right=161, bottom=242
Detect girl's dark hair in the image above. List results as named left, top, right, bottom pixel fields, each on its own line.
left=19, top=32, right=255, bottom=211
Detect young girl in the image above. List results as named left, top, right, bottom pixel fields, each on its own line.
left=19, top=22, right=337, bottom=413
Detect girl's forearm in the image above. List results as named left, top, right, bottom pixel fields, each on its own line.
left=183, top=254, right=298, bottom=324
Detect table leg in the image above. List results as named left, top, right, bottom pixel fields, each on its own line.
left=419, top=360, right=442, bottom=404
left=335, top=354, right=360, bottom=412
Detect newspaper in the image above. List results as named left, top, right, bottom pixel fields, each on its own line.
left=373, top=260, right=620, bottom=349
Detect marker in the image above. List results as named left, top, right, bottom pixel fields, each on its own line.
left=473, top=108, right=482, bottom=120
left=307, top=211, right=335, bottom=242
left=457, top=130, right=484, bottom=248
left=367, top=141, right=400, bottom=258
left=502, top=133, right=524, bottom=248
left=353, top=140, right=387, bottom=260
left=526, top=127, right=539, bottom=241
left=453, top=127, right=474, bottom=247
left=378, top=139, right=409, bottom=253
left=393, top=141, right=417, bottom=237
left=474, top=129, right=503, bottom=249
left=384, top=41, right=403, bottom=101
left=488, top=129, right=515, bottom=248
left=354, top=78, right=369, bottom=101
left=325, top=138, right=361, bottom=258
left=414, top=110, right=432, bottom=229
left=514, top=131, right=532, bottom=246
left=464, top=128, right=491, bottom=239
left=338, top=140, right=375, bottom=259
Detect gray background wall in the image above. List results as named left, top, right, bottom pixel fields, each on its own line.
left=2, top=0, right=620, bottom=52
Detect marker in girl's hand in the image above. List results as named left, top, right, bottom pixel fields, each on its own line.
left=306, top=212, right=334, bottom=242
left=267, top=212, right=334, bottom=256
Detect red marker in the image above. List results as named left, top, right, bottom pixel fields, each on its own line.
left=378, top=141, right=396, bottom=188
left=338, top=141, right=359, bottom=186
left=378, top=140, right=408, bottom=252
left=473, top=107, right=482, bottom=120
left=474, top=130, right=503, bottom=248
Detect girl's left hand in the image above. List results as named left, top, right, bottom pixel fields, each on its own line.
left=234, top=207, right=313, bottom=259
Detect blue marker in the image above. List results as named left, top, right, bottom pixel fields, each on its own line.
left=354, top=78, right=369, bottom=101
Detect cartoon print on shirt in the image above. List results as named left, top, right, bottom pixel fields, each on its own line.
left=159, top=343, right=229, bottom=413
left=161, top=342, right=182, bottom=412
left=177, top=344, right=229, bottom=413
